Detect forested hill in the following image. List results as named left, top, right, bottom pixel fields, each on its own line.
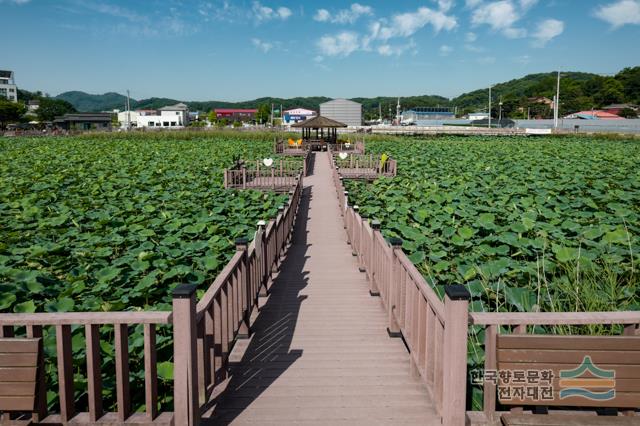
left=49, top=66, right=640, bottom=118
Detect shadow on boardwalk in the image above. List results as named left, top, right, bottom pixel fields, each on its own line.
left=204, top=186, right=312, bottom=424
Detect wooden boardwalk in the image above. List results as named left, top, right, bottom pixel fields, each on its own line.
left=204, top=153, right=439, bottom=425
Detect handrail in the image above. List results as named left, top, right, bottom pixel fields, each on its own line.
left=0, top=311, right=172, bottom=325
left=470, top=311, right=640, bottom=326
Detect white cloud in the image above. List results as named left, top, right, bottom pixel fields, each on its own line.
left=439, top=44, right=453, bottom=55
left=317, top=31, right=360, bottom=56
left=0, top=0, right=31, bottom=4
left=465, top=31, right=478, bottom=42
left=252, top=1, right=292, bottom=22
left=471, top=0, right=526, bottom=38
left=314, top=9, right=331, bottom=22
left=519, top=0, right=538, bottom=10
left=532, top=18, right=564, bottom=46
left=277, top=7, right=292, bottom=19
left=465, top=0, right=483, bottom=8
left=377, top=44, right=394, bottom=56
left=434, top=0, right=455, bottom=12
left=594, top=0, right=640, bottom=28
left=251, top=38, right=274, bottom=52
left=313, top=3, right=373, bottom=24
left=514, top=54, right=531, bottom=64
left=376, top=6, right=457, bottom=40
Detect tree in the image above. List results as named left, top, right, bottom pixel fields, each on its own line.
left=616, top=67, right=640, bottom=104
left=0, top=100, right=26, bottom=129
left=256, top=104, right=270, bottom=125
left=207, top=110, right=217, bottom=124
left=36, top=98, right=76, bottom=122
left=232, top=121, right=242, bottom=128
left=618, top=108, right=638, bottom=119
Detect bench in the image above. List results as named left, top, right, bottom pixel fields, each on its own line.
left=495, top=334, right=639, bottom=425
left=0, top=338, right=45, bottom=420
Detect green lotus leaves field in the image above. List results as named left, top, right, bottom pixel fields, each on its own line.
left=0, top=133, right=288, bottom=314
left=346, top=136, right=640, bottom=317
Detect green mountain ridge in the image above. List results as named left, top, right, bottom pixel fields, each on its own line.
left=50, top=67, right=640, bottom=118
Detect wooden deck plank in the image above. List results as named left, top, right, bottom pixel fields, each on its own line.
left=203, top=152, right=438, bottom=425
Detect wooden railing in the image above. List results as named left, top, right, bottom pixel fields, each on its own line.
left=334, top=140, right=365, bottom=153
left=330, top=152, right=469, bottom=426
left=224, top=155, right=311, bottom=191
left=0, top=311, right=173, bottom=425
left=0, top=177, right=303, bottom=426
left=469, top=311, right=640, bottom=423
left=329, top=151, right=397, bottom=178
left=274, top=139, right=308, bottom=156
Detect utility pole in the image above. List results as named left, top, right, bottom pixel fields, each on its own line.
left=396, top=97, right=401, bottom=125
left=488, top=86, right=492, bottom=129
left=527, top=107, right=530, bottom=120
left=498, top=96, right=503, bottom=126
left=126, top=89, right=131, bottom=131
left=554, top=71, right=561, bottom=129
left=271, top=103, right=274, bottom=127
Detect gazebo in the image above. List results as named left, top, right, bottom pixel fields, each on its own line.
left=291, top=115, right=347, bottom=150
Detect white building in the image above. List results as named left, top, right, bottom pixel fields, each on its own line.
left=117, top=103, right=190, bottom=129
left=283, top=108, right=316, bottom=124
left=468, top=112, right=490, bottom=121
left=0, top=70, right=18, bottom=102
left=319, top=99, right=362, bottom=127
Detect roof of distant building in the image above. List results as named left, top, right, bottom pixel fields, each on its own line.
left=159, top=103, right=188, bottom=111
left=291, top=115, right=347, bottom=128
left=569, top=110, right=625, bottom=120
left=53, top=113, right=112, bottom=123
left=285, top=108, right=316, bottom=115
left=602, top=103, right=637, bottom=110
left=0, top=70, right=13, bottom=78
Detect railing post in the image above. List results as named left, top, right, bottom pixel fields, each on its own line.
left=388, top=237, right=403, bottom=338
left=352, top=206, right=360, bottom=256
left=441, top=285, right=470, bottom=426
left=257, top=220, right=269, bottom=297
left=369, top=220, right=381, bottom=296
left=242, top=167, right=246, bottom=189
left=173, top=284, right=199, bottom=426
left=236, top=237, right=252, bottom=339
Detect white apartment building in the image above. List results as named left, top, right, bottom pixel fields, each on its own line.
left=0, top=70, right=18, bottom=102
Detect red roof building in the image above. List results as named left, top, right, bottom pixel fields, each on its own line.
left=214, top=109, right=258, bottom=121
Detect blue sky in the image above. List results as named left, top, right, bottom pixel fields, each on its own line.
left=2, top=0, right=640, bottom=101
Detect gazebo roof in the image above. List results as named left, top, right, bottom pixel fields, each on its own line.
left=291, top=115, right=347, bottom=129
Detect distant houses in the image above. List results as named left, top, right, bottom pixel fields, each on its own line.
left=116, top=103, right=190, bottom=129
left=53, top=113, right=112, bottom=130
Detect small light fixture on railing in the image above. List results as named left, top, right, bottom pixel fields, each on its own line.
left=338, top=152, right=348, bottom=160
left=263, top=158, right=274, bottom=167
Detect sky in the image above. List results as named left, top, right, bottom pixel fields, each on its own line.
left=2, top=0, right=640, bottom=101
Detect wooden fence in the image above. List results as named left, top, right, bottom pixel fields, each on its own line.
left=0, top=177, right=303, bottom=426
left=329, top=151, right=397, bottom=180
left=224, top=154, right=311, bottom=192
left=332, top=150, right=640, bottom=424
left=330, top=154, right=469, bottom=425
